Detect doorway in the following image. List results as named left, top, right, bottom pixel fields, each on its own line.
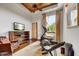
left=32, top=22, right=38, bottom=40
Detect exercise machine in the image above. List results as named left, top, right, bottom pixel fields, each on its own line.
left=40, top=26, right=65, bottom=56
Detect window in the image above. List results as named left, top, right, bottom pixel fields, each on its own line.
left=46, top=14, right=56, bottom=33
left=71, top=10, right=77, bottom=26
left=70, top=4, right=77, bottom=26
left=67, top=3, right=79, bottom=27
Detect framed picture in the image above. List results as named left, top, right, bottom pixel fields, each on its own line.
left=13, top=22, right=25, bottom=30
left=67, top=3, right=79, bottom=28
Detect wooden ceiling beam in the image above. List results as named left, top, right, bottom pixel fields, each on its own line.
left=22, top=3, right=35, bottom=12
left=21, top=3, right=57, bottom=12
left=37, top=3, right=57, bottom=10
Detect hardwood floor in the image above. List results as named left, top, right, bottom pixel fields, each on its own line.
left=13, top=39, right=37, bottom=53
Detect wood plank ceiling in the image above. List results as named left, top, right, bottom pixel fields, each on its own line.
left=22, top=3, right=57, bottom=12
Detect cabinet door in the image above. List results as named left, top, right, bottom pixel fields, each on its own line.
left=24, top=31, right=29, bottom=40
left=9, top=32, right=19, bottom=42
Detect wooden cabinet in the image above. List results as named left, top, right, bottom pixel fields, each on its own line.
left=9, top=31, right=29, bottom=52
left=9, top=31, right=29, bottom=42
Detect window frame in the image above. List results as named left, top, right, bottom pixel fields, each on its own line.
left=46, top=13, right=56, bottom=33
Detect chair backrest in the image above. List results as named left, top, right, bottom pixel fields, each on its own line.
left=0, top=36, right=10, bottom=44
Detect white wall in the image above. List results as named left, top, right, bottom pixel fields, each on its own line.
left=63, top=5, right=79, bottom=56
left=0, top=4, right=32, bottom=39
left=32, top=12, right=43, bottom=39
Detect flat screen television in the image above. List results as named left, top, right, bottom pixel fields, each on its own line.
left=13, top=22, right=25, bottom=30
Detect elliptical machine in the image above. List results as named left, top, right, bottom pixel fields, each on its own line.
left=40, top=26, right=65, bottom=56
